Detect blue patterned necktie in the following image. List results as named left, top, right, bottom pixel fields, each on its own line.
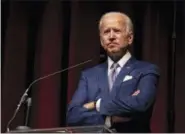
left=109, top=63, right=119, bottom=91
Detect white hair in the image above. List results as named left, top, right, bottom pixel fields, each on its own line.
left=99, top=11, right=134, bottom=34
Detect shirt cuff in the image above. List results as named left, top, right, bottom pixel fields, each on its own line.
left=95, top=98, right=101, bottom=112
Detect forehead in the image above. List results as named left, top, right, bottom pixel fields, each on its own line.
left=100, top=15, right=125, bottom=30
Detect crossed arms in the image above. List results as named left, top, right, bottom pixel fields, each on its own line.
left=67, top=65, right=160, bottom=125
left=83, top=90, right=140, bottom=110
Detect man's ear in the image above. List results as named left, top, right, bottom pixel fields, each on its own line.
left=128, top=33, right=134, bottom=45
left=100, top=38, right=104, bottom=48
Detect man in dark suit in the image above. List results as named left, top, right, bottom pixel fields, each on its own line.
left=67, top=11, right=160, bottom=132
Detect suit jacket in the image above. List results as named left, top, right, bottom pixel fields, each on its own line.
left=67, top=57, right=160, bottom=132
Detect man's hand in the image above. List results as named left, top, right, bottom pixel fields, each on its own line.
left=83, top=101, right=95, bottom=110
left=132, top=89, right=140, bottom=96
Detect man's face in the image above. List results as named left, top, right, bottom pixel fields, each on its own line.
left=99, top=15, right=133, bottom=59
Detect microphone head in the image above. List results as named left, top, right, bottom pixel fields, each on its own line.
left=99, top=54, right=106, bottom=63
left=100, top=54, right=106, bottom=59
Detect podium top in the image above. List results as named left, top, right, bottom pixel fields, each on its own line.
left=8, top=125, right=112, bottom=133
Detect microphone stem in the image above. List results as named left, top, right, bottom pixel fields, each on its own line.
left=25, top=98, right=32, bottom=126
left=6, top=91, right=28, bottom=132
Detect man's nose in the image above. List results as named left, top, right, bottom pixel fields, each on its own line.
left=109, top=30, right=116, bottom=40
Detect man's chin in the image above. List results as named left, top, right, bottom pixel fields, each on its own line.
left=106, top=47, right=128, bottom=62
left=107, top=51, right=122, bottom=62
left=108, top=48, right=119, bottom=53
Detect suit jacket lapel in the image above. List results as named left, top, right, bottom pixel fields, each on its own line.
left=97, top=57, right=137, bottom=96
left=112, top=57, right=137, bottom=91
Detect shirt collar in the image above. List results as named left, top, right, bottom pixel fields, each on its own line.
left=108, top=51, right=131, bottom=69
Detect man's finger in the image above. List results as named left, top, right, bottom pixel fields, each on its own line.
left=132, top=90, right=140, bottom=96
left=83, top=102, right=95, bottom=109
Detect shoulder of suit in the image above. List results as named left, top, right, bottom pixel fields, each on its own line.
left=81, top=62, right=105, bottom=76
left=134, top=60, right=160, bottom=76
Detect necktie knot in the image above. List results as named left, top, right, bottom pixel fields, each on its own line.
left=111, top=63, right=119, bottom=70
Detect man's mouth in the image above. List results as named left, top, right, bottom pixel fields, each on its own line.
left=108, top=42, right=118, bottom=47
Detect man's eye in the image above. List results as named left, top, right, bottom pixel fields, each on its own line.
left=104, top=30, right=109, bottom=34
left=114, top=29, right=121, bottom=33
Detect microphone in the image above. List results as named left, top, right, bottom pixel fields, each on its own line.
left=6, top=55, right=104, bottom=132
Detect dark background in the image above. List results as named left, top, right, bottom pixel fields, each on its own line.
left=1, top=0, right=185, bottom=133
